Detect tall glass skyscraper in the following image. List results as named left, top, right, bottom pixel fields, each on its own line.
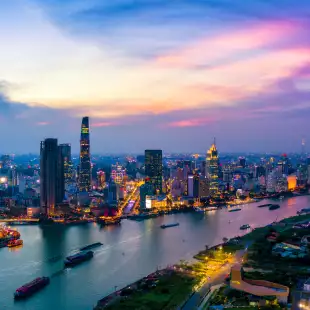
left=206, top=140, right=219, bottom=196
left=79, top=117, right=91, bottom=192
left=40, top=138, right=65, bottom=215
left=59, top=144, right=73, bottom=183
left=145, top=150, right=163, bottom=194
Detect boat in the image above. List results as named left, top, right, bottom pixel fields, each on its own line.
left=257, top=204, right=272, bottom=208
left=14, top=277, right=50, bottom=299
left=297, top=208, right=310, bottom=215
left=269, top=204, right=280, bottom=210
left=64, top=251, right=94, bottom=267
left=160, top=223, right=179, bottom=229
left=240, top=224, right=251, bottom=230
left=8, top=239, right=23, bottom=247
left=194, top=207, right=217, bottom=212
left=229, top=208, right=241, bottom=212
left=80, top=242, right=103, bottom=251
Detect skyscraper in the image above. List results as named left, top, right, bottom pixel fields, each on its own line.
left=145, top=150, right=163, bottom=194
left=40, top=138, right=65, bottom=215
left=59, top=143, right=72, bottom=183
left=79, top=117, right=91, bottom=192
left=206, top=139, right=219, bottom=196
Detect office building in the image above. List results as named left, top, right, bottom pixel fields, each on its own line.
left=59, top=144, right=72, bottom=183
left=206, top=140, right=219, bottom=196
left=79, top=117, right=91, bottom=192
left=40, top=138, right=65, bottom=215
left=239, top=157, right=246, bottom=168
left=97, top=170, right=106, bottom=189
left=140, top=182, right=154, bottom=209
left=145, top=150, right=163, bottom=194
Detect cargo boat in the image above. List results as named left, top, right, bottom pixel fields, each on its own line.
left=229, top=208, right=241, bottom=212
left=8, top=239, right=23, bottom=247
left=64, top=251, right=93, bottom=267
left=14, top=277, right=50, bottom=299
left=269, top=204, right=280, bottom=210
left=160, top=223, right=179, bottom=229
left=257, top=204, right=272, bottom=208
left=80, top=242, right=103, bottom=251
left=240, top=224, right=251, bottom=230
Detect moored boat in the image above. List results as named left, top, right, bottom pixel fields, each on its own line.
left=64, top=251, right=94, bottom=267
left=80, top=242, right=103, bottom=251
left=160, top=223, right=179, bottom=229
left=269, top=204, right=280, bottom=210
left=257, top=204, right=272, bottom=208
left=229, top=208, right=241, bottom=212
left=8, top=239, right=23, bottom=247
left=14, top=277, right=50, bottom=299
left=240, top=224, right=251, bottom=230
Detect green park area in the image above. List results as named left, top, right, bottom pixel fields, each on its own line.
left=101, top=272, right=197, bottom=310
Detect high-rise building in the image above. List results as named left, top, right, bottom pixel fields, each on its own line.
left=97, top=170, right=106, bottom=189
left=59, top=144, right=72, bottom=183
left=239, top=157, right=246, bottom=168
left=40, top=138, right=65, bottom=215
left=79, top=117, right=91, bottom=192
left=145, top=150, right=162, bottom=194
left=206, top=140, right=219, bottom=196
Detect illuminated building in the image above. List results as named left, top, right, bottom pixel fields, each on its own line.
left=111, top=164, right=127, bottom=184
left=0, top=154, right=11, bottom=169
left=187, top=174, right=194, bottom=197
left=287, top=175, right=297, bottom=190
left=40, top=138, right=65, bottom=215
left=199, top=176, right=210, bottom=198
left=206, top=140, right=219, bottom=196
left=239, top=157, right=246, bottom=168
left=79, top=116, right=91, bottom=192
left=145, top=195, right=167, bottom=209
left=59, top=144, right=73, bottom=183
left=140, top=182, right=154, bottom=209
left=97, top=170, right=106, bottom=189
left=145, top=150, right=163, bottom=194
left=278, top=154, right=289, bottom=175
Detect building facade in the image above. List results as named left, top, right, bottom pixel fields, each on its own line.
left=206, top=141, right=219, bottom=196
left=79, top=117, right=91, bottom=192
left=40, top=138, right=65, bottom=215
left=145, top=150, right=163, bottom=194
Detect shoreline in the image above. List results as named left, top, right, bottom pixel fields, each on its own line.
left=93, top=210, right=310, bottom=309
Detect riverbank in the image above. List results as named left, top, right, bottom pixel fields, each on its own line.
left=94, top=212, right=310, bottom=310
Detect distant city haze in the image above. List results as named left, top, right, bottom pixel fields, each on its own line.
left=0, top=1, right=310, bottom=153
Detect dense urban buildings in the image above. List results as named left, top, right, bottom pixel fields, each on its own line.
left=79, top=116, right=91, bottom=192
left=145, top=150, right=163, bottom=194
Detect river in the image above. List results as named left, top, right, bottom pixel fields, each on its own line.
left=0, top=196, right=308, bottom=310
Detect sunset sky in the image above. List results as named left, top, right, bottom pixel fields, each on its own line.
left=1, top=0, right=310, bottom=153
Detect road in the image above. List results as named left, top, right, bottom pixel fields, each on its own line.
left=182, top=250, right=245, bottom=310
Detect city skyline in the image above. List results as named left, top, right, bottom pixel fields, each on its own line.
left=1, top=1, right=310, bottom=153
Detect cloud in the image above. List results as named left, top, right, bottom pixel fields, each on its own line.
left=36, top=121, right=50, bottom=126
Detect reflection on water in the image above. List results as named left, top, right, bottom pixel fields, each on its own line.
left=287, top=198, right=296, bottom=207
left=0, top=196, right=310, bottom=310
left=8, top=245, right=23, bottom=252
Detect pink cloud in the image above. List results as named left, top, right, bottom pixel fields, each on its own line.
left=92, top=121, right=116, bottom=127
left=168, top=117, right=214, bottom=127
left=155, top=20, right=302, bottom=68
left=36, top=121, right=50, bottom=126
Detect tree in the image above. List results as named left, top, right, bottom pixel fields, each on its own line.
left=223, top=237, right=228, bottom=243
